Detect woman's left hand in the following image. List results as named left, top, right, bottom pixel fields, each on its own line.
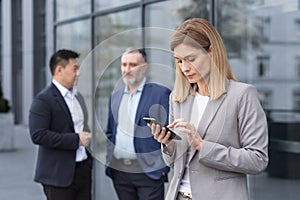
left=168, top=118, right=203, bottom=151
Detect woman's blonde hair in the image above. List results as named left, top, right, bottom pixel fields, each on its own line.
left=170, top=18, right=237, bottom=102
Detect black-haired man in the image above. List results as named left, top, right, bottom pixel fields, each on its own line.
left=29, top=49, right=92, bottom=200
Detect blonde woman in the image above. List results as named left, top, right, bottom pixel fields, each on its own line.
left=149, top=18, right=268, bottom=200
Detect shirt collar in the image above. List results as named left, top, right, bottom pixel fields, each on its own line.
left=52, top=79, right=77, bottom=97
left=124, top=78, right=146, bottom=94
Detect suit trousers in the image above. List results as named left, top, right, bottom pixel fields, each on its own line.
left=42, top=158, right=92, bottom=200
left=110, top=159, right=165, bottom=200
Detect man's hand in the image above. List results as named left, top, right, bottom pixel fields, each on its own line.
left=79, top=132, right=92, bottom=147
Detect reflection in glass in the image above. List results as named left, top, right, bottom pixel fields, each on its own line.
left=215, top=0, right=255, bottom=57
left=94, top=0, right=138, bottom=11
left=94, top=8, right=140, bottom=44
left=93, top=8, right=141, bottom=157
left=294, top=91, right=300, bottom=110
left=214, top=1, right=300, bottom=199
left=55, top=0, right=90, bottom=21
left=175, top=0, right=209, bottom=21
left=144, top=0, right=210, bottom=89
left=296, top=56, right=300, bottom=78
left=257, top=55, right=269, bottom=77
left=295, top=19, right=300, bottom=35
left=145, top=0, right=209, bottom=29
left=56, top=20, right=92, bottom=129
left=56, top=20, right=91, bottom=60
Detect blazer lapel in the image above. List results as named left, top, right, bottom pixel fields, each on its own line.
left=76, top=92, right=90, bottom=132
left=187, top=92, right=227, bottom=164
left=198, top=93, right=227, bottom=139
left=51, top=84, right=74, bottom=129
left=111, top=88, right=124, bottom=124
left=134, top=84, right=151, bottom=125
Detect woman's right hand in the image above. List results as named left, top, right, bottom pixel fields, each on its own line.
left=148, top=123, right=168, bottom=144
left=148, top=123, right=175, bottom=152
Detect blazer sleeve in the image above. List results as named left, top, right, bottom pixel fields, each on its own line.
left=29, top=95, right=80, bottom=150
left=161, top=93, right=177, bottom=168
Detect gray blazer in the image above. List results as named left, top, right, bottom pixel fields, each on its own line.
left=163, top=80, right=268, bottom=200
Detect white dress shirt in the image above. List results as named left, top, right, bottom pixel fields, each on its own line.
left=52, top=79, right=88, bottom=162
left=179, top=93, right=209, bottom=194
left=113, top=78, right=146, bottom=160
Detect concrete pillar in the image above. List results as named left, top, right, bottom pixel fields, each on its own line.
left=46, top=0, right=54, bottom=83
left=22, top=0, right=34, bottom=125
left=1, top=0, right=12, bottom=102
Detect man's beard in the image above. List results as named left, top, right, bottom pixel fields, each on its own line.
left=122, top=71, right=144, bottom=87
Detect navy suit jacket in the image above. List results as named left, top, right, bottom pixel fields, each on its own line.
left=29, top=83, right=90, bottom=187
left=105, top=83, right=171, bottom=180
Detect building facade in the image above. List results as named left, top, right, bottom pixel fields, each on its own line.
left=1, top=0, right=300, bottom=199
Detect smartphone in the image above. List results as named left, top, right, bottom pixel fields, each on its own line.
left=143, top=117, right=182, bottom=140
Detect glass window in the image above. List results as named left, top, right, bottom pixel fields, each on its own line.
left=93, top=9, right=141, bottom=145
left=296, top=56, right=300, bottom=77
left=257, top=55, right=270, bottom=77
left=93, top=8, right=141, bottom=132
left=145, top=0, right=209, bottom=29
left=93, top=9, right=141, bottom=200
left=216, top=0, right=300, bottom=199
left=294, top=90, right=300, bottom=110
left=94, top=8, right=140, bottom=44
left=56, top=19, right=91, bottom=61
left=256, top=16, right=270, bottom=42
left=253, top=0, right=265, bottom=6
left=93, top=7, right=141, bottom=102
left=55, top=0, right=90, bottom=21
left=94, top=0, right=138, bottom=11
left=258, top=90, right=272, bottom=109
left=144, top=0, right=209, bottom=88
left=295, top=19, right=300, bottom=37
left=56, top=20, right=92, bottom=121
left=56, top=20, right=93, bottom=156
left=216, top=0, right=256, bottom=57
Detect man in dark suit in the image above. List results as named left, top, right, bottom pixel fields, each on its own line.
left=29, top=49, right=92, bottom=200
left=105, top=47, right=171, bottom=200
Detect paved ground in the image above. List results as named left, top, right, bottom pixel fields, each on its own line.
left=0, top=125, right=44, bottom=200
left=1, top=125, right=300, bottom=200
left=0, top=125, right=117, bottom=200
